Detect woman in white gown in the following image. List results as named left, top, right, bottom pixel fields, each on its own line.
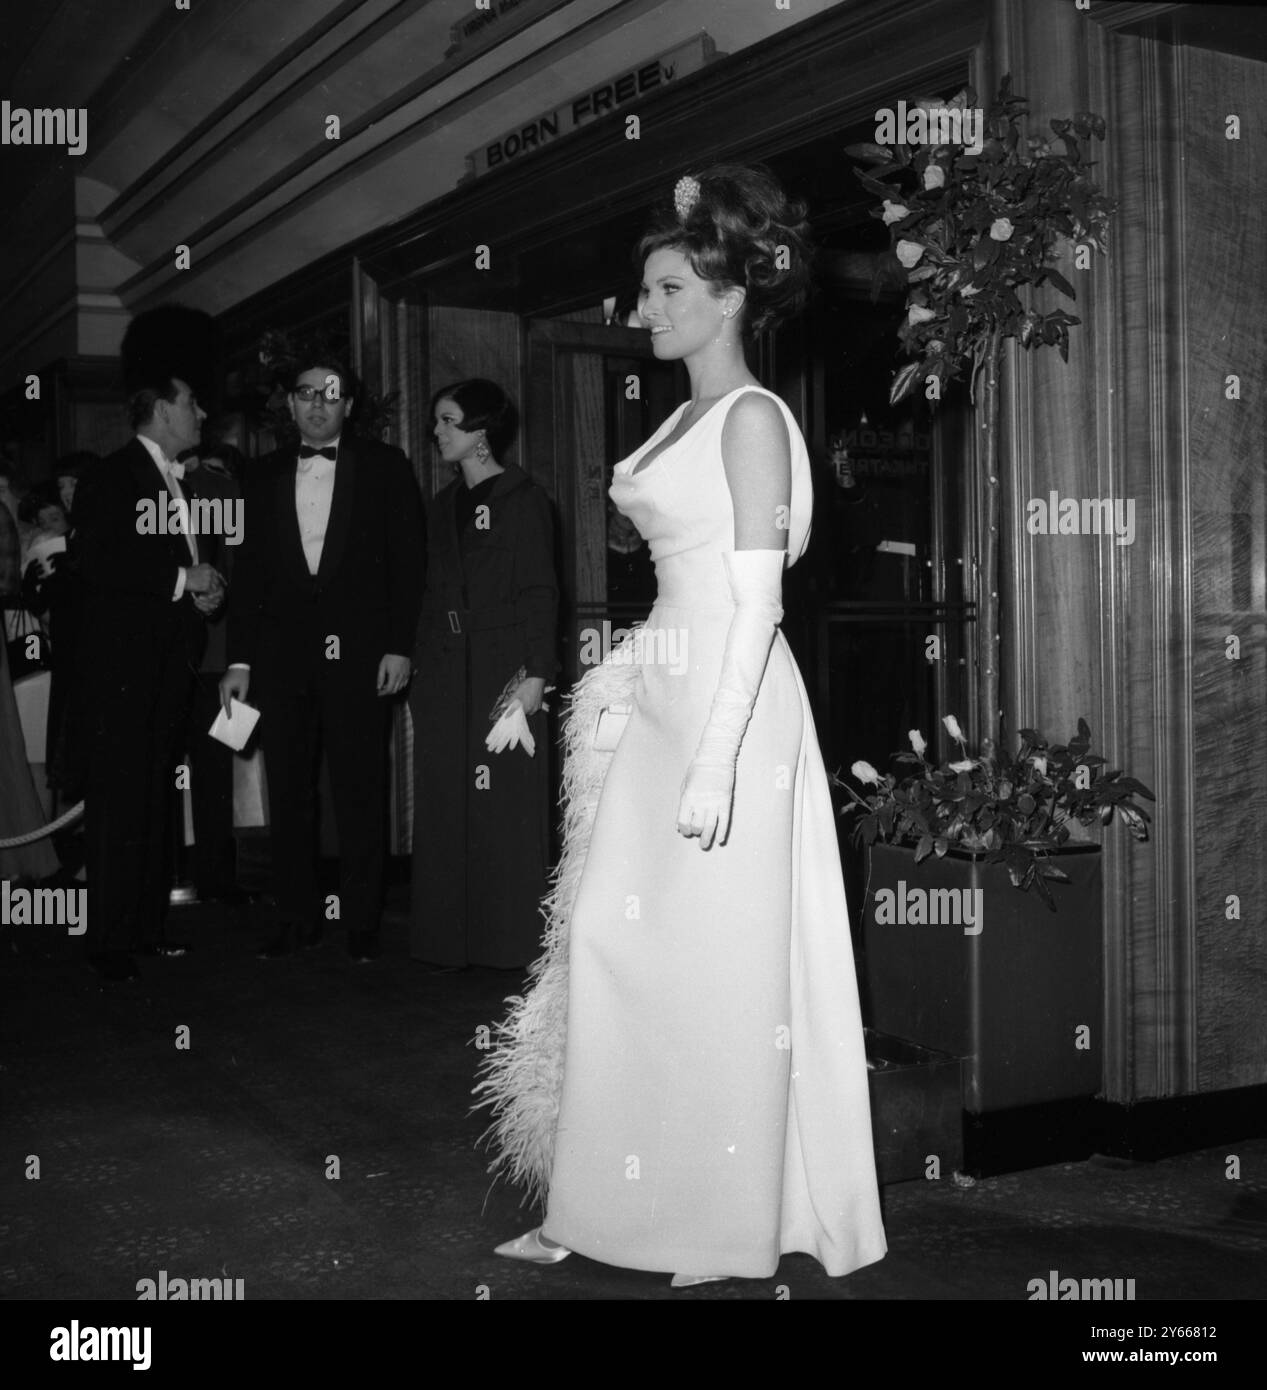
left=479, top=165, right=886, bottom=1286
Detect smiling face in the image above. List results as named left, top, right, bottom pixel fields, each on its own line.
left=432, top=398, right=484, bottom=467
left=638, top=247, right=742, bottom=359
left=288, top=366, right=351, bottom=447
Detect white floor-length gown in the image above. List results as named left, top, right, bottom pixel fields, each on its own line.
left=530, top=385, right=886, bottom=1278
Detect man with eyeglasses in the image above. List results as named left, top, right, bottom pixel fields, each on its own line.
left=221, top=357, right=424, bottom=962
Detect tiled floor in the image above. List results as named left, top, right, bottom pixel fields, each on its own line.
left=2, top=889, right=1265, bottom=1305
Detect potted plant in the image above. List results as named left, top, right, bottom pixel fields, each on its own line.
left=847, top=76, right=1115, bottom=757
left=838, top=717, right=1154, bottom=1115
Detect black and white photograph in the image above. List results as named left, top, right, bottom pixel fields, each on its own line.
left=0, top=0, right=1263, bottom=1360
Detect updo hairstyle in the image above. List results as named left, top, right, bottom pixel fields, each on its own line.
left=635, top=164, right=813, bottom=336
left=431, top=378, right=517, bottom=458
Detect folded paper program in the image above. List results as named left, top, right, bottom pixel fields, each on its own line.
left=208, top=697, right=260, bottom=751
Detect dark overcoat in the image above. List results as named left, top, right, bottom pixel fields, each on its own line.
left=410, top=463, right=559, bottom=968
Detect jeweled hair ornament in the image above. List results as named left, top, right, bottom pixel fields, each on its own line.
left=674, top=175, right=701, bottom=222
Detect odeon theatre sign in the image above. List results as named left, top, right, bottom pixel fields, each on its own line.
left=464, top=33, right=719, bottom=180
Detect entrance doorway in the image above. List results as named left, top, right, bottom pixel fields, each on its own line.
left=524, top=317, right=684, bottom=684
left=789, top=270, right=975, bottom=782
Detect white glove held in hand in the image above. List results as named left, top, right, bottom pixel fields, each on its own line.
left=486, top=701, right=536, bottom=757
left=676, top=549, right=785, bottom=849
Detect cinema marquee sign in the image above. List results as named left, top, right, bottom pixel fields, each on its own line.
left=466, top=34, right=718, bottom=179
left=448, top=0, right=543, bottom=53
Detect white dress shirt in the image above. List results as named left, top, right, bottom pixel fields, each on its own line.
left=228, top=437, right=340, bottom=673
left=296, top=437, right=339, bottom=576
left=137, top=432, right=197, bottom=600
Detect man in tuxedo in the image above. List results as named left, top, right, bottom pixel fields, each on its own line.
left=220, top=358, right=424, bottom=961
left=74, top=377, right=224, bottom=981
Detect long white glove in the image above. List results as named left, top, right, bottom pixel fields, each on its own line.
left=676, top=549, right=786, bottom=849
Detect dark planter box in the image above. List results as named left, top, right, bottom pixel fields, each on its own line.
left=866, top=1028, right=963, bottom=1184
left=862, top=842, right=1103, bottom=1114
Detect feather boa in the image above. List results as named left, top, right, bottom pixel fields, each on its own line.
left=472, top=628, right=645, bottom=1208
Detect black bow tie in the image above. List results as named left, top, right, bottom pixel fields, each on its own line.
left=299, top=446, right=337, bottom=461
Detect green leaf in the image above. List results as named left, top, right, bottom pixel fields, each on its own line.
left=889, top=360, right=923, bottom=405
left=1043, top=267, right=1077, bottom=300
left=857, top=171, right=899, bottom=200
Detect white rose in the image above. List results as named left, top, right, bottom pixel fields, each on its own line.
left=896, top=239, right=925, bottom=269
left=882, top=199, right=912, bottom=225
left=907, top=305, right=937, bottom=326
left=922, top=164, right=946, bottom=190
left=989, top=218, right=1014, bottom=241
left=909, top=730, right=927, bottom=756
left=851, top=760, right=881, bottom=786
left=943, top=714, right=967, bottom=742
left=949, top=759, right=975, bottom=774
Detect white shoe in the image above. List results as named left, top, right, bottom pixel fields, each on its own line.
left=494, top=1227, right=571, bottom=1264
left=670, top=1273, right=728, bottom=1288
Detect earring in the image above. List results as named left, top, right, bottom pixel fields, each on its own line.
left=475, top=436, right=490, bottom=462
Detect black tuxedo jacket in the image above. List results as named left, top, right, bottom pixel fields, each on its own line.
left=227, top=435, right=425, bottom=690
left=73, top=436, right=206, bottom=673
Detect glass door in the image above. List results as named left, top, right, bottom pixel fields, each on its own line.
left=524, top=318, right=683, bottom=685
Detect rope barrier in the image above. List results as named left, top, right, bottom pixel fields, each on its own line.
left=0, top=800, right=84, bottom=849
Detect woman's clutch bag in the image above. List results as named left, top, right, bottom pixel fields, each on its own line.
left=489, top=666, right=529, bottom=722
left=593, top=703, right=633, bottom=752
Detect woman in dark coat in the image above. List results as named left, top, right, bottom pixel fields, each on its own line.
left=410, top=379, right=559, bottom=969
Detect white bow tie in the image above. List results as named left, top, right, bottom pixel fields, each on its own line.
left=163, top=459, right=185, bottom=481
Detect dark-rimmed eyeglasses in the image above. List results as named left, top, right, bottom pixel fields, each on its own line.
left=291, top=384, right=343, bottom=404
